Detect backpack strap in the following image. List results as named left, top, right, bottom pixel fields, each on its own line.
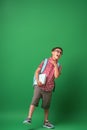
left=41, top=58, right=48, bottom=73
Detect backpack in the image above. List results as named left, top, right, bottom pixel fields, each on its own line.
left=33, top=58, right=60, bottom=92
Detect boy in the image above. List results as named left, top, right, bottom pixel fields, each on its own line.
left=23, top=47, right=63, bottom=129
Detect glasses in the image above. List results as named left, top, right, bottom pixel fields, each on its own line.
left=54, top=50, right=63, bottom=55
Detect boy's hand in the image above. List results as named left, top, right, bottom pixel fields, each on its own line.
left=37, top=81, right=43, bottom=87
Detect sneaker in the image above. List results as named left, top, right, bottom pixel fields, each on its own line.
left=43, top=120, right=55, bottom=129
left=23, top=118, right=31, bottom=124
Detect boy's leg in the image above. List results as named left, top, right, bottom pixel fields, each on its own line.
left=44, top=109, right=49, bottom=121
left=23, top=86, right=41, bottom=124
left=42, top=91, right=54, bottom=128
left=28, top=104, right=35, bottom=118
left=43, top=109, right=54, bottom=129
left=42, top=90, right=52, bottom=121
left=23, top=105, right=35, bottom=124
left=27, top=86, right=41, bottom=118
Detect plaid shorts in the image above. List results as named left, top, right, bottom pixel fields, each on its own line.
left=31, top=86, right=52, bottom=109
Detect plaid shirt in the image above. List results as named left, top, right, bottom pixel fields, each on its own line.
left=39, top=57, right=58, bottom=92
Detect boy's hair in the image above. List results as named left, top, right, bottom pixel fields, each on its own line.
left=51, top=47, right=63, bottom=54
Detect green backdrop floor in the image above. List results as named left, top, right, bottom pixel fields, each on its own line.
left=0, top=110, right=87, bottom=130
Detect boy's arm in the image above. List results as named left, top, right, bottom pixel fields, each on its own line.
left=54, top=64, right=62, bottom=78
left=35, top=67, right=43, bottom=87
left=54, top=63, right=60, bottom=78
left=51, top=60, right=62, bottom=78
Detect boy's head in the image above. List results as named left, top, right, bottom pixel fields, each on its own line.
left=51, top=47, right=63, bottom=60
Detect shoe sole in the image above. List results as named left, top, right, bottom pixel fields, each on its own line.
left=23, top=121, right=31, bottom=124
left=43, top=125, right=55, bottom=129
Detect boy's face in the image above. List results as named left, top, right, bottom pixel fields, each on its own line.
left=52, top=48, right=62, bottom=60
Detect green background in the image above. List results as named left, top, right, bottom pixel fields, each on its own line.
left=0, top=0, right=87, bottom=130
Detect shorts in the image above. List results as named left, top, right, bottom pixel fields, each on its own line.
left=31, top=86, right=52, bottom=109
